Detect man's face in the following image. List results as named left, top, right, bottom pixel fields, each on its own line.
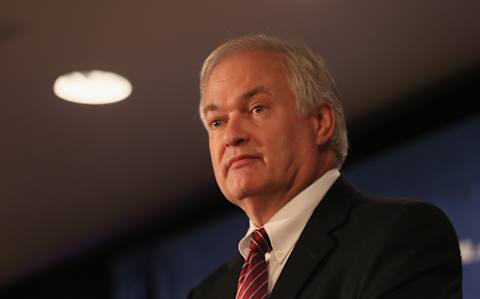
left=202, top=50, right=321, bottom=211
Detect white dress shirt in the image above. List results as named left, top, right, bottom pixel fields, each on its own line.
left=237, top=168, right=340, bottom=293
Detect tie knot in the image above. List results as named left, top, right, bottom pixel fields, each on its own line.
left=250, top=228, right=272, bottom=254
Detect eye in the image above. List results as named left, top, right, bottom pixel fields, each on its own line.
left=251, top=105, right=266, bottom=114
left=209, top=119, right=223, bottom=129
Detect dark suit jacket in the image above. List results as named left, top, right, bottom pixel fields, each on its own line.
left=188, top=176, right=462, bottom=299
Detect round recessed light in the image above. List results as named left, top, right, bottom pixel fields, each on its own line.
left=53, top=70, right=132, bottom=105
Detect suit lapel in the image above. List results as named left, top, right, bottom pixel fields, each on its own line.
left=269, top=176, right=359, bottom=299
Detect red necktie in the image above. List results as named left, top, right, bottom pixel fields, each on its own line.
left=236, top=228, right=272, bottom=299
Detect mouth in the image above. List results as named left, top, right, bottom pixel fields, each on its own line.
left=227, top=155, right=260, bottom=170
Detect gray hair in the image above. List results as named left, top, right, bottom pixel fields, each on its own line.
left=199, top=34, right=348, bottom=168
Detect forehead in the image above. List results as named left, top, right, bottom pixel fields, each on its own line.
left=208, top=49, right=287, bottom=83
left=202, top=50, right=290, bottom=105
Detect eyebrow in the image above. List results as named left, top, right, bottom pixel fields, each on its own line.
left=202, top=85, right=271, bottom=117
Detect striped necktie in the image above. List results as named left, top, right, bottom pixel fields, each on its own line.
left=236, top=228, right=272, bottom=299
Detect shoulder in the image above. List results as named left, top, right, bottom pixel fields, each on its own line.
left=352, top=194, right=455, bottom=230
left=346, top=195, right=462, bottom=297
left=321, top=176, right=457, bottom=237
left=345, top=193, right=459, bottom=244
left=321, top=182, right=462, bottom=297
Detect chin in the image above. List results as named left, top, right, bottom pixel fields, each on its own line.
left=226, top=188, right=252, bottom=202
left=221, top=171, right=268, bottom=201
left=225, top=181, right=259, bottom=202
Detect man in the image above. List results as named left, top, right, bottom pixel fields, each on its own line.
left=188, top=35, right=462, bottom=299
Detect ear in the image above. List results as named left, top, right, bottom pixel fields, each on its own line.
left=312, top=103, right=335, bottom=146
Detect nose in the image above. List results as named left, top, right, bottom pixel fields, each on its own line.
left=223, top=116, right=249, bottom=147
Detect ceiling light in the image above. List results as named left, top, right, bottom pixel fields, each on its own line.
left=53, top=70, right=132, bottom=105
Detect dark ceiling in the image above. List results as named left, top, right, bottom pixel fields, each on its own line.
left=1, top=0, right=479, bottom=288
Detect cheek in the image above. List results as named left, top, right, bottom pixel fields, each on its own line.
left=262, top=133, right=293, bottom=167
left=208, top=140, right=217, bottom=164
left=209, top=138, right=223, bottom=175
left=264, top=123, right=311, bottom=165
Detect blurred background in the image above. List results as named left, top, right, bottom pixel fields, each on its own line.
left=1, top=0, right=479, bottom=298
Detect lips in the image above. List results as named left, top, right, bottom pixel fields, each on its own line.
left=227, top=155, right=260, bottom=170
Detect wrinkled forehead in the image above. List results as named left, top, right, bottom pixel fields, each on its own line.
left=202, top=50, right=287, bottom=98
left=202, top=49, right=288, bottom=92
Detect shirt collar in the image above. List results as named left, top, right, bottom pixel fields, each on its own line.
left=238, top=168, right=341, bottom=263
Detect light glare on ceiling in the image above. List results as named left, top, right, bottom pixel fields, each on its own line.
left=53, top=70, right=132, bottom=104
